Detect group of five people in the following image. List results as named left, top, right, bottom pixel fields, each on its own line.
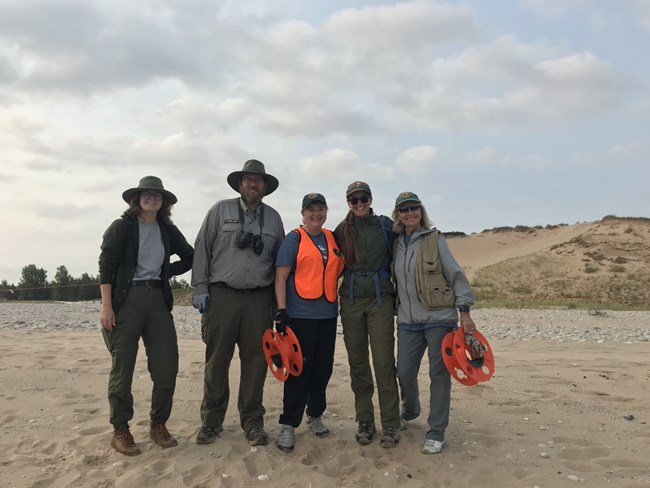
left=98, top=159, right=476, bottom=458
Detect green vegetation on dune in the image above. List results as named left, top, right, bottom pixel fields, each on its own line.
left=471, top=216, right=650, bottom=310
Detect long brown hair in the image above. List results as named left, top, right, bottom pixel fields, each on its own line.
left=122, top=194, right=173, bottom=225
left=339, top=210, right=361, bottom=263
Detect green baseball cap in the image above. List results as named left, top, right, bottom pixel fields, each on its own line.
left=346, top=181, right=372, bottom=197
left=394, top=191, right=422, bottom=207
left=302, top=192, right=327, bottom=209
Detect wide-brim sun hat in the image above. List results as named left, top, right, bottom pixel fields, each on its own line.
left=122, top=175, right=177, bottom=204
left=227, top=159, right=279, bottom=196
left=394, top=191, right=422, bottom=208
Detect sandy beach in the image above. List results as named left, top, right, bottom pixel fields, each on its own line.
left=1, top=302, right=649, bottom=488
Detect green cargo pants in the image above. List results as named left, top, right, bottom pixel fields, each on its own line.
left=102, top=286, right=178, bottom=429
left=340, top=294, right=400, bottom=429
left=199, top=283, right=274, bottom=434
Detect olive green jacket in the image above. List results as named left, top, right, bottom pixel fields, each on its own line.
left=334, top=210, right=395, bottom=301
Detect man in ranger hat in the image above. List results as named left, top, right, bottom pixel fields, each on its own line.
left=191, top=159, right=285, bottom=447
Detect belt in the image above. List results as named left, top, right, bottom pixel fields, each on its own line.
left=212, top=282, right=269, bottom=292
left=344, top=269, right=391, bottom=305
left=132, top=280, right=162, bottom=288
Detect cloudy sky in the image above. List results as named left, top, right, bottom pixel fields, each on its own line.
left=1, top=0, right=649, bottom=285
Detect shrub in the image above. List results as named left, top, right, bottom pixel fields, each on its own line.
left=585, top=251, right=606, bottom=261
left=571, top=236, right=589, bottom=247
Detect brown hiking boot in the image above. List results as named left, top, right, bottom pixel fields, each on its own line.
left=150, top=422, right=178, bottom=448
left=380, top=426, right=399, bottom=448
left=355, top=420, right=376, bottom=445
left=111, top=427, right=141, bottom=456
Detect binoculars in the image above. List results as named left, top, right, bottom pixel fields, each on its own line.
left=237, top=232, right=264, bottom=255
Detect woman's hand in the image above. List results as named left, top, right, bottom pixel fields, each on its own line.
left=100, top=306, right=116, bottom=331
left=459, top=312, right=476, bottom=334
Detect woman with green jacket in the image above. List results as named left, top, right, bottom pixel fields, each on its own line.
left=333, top=181, right=401, bottom=449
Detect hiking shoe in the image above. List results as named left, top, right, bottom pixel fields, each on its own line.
left=150, top=422, right=178, bottom=448
left=307, top=416, right=330, bottom=437
left=399, top=417, right=408, bottom=431
left=111, top=427, right=141, bottom=456
left=196, top=426, right=223, bottom=445
left=355, top=420, right=376, bottom=445
left=380, top=426, right=399, bottom=448
left=276, top=424, right=295, bottom=452
left=422, top=439, right=445, bottom=454
left=246, top=427, right=270, bottom=446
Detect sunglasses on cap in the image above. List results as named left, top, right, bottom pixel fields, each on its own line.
left=397, top=205, right=421, bottom=214
left=347, top=195, right=370, bottom=205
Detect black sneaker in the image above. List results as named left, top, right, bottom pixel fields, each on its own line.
left=355, top=420, right=376, bottom=445
left=196, top=426, right=223, bottom=445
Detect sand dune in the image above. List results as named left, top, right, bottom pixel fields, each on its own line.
left=447, top=223, right=592, bottom=279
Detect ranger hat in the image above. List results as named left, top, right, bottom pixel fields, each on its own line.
left=394, top=191, right=422, bottom=208
left=302, top=192, right=327, bottom=210
left=122, top=176, right=177, bottom=204
left=346, top=181, right=372, bottom=198
left=227, top=159, right=279, bottom=196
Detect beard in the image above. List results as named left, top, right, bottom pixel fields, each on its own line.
left=241, top=187, right=264, bottom=208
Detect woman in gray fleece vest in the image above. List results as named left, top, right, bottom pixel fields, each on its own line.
left=391, top=191, right=476, bottom=455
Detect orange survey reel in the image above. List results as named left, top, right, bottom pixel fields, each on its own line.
left=442, top=328, right=494, bottom=386
left=262, top=327, right=303, bottom=382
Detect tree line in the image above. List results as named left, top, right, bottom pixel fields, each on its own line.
left=0, top=264, right=190, bottom=302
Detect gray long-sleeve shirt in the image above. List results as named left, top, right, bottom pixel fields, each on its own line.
left=394, top=228, right=474, bottom=327
left=191, top=197, right=285, bottom=294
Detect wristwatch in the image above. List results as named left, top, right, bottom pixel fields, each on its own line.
left=457, top=304, right=470, bottom=313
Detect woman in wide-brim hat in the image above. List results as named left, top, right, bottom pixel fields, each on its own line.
left=98, top=175, right=193, bottom=457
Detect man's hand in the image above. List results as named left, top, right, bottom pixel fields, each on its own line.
left=274, top=309, right=289, bottom=334
left=192, top=293, right=210, bottom=314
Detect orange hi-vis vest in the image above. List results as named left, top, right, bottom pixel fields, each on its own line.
left=293, top=227, right=345, bottom=303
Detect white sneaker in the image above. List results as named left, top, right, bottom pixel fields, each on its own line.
left=307, top=416, right=330, bottom=437
left=422, top=439, right=445, bottom=454
left=399, top=417, right=408, bottom=431
left=277, top=424, right=295, bottom=452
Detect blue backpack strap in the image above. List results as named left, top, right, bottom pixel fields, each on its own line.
left=345, top=216, right=393, bottom=306
left=379, top=215, right=393, bottom=263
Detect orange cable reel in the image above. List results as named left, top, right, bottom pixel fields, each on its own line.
left=262, top=326, right=303, bottom=382
left=442, top=328, right=494, bottom=386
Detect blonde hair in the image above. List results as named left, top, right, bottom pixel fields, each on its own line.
left=391, top=204, right=433, bottom=234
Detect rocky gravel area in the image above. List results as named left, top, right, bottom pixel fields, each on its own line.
left=1, top=302, right=649, bottom=343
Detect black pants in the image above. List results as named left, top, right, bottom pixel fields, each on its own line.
left=279, top=317, right=337, bottom=427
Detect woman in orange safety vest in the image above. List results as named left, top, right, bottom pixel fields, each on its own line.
left=273, top=192, right=344, bottom=453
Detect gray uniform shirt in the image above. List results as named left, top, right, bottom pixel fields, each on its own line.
left=394, top=228, right=474, bottom=326
left=191, top=197, right=285, bottom=294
